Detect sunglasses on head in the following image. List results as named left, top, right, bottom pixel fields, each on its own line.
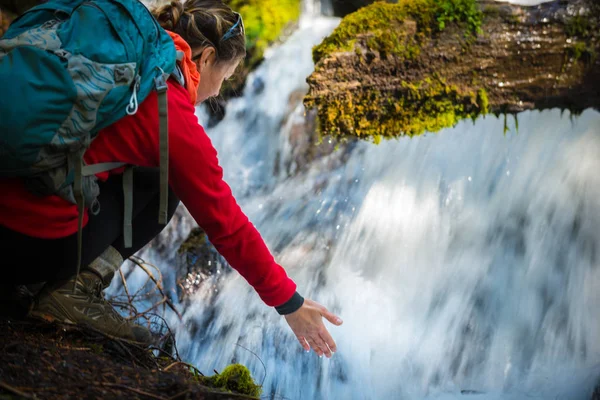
left=221, top=12, right=244, bottom=42
left=191, top=12, right=245, bottom=61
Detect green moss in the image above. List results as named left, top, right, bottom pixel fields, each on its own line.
left=565, top=15, right=591, bottom=38
left=476, top=88, right=489, bottom=113
left=201, top=364, right=262, bottom=398
left=227, top=0, right=301, bottom=67
left=312, top=2, right=414, bottom=62
left=312, top=0, right=482, bottom=63
left=435, top=0, right=482, bottom=34
left=567, top=41, right=596, bottom=63
left=178, top=227, right=207, bottom=254
left=307, top=77, right=489, bottom=141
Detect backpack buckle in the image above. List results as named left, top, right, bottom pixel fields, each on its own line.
left=155, top=74, right=168, bottom=93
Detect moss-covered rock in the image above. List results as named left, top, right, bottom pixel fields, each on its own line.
left=305, top=0, right=600, bottom=142
left=201, top=364, right=262, bottom=398
left=176, top=227, right=224, bottom=300
left=306, top=0, right=485, bottom=141
left=313, top=0, right=481, bottom=64
left=316, top=78, right=488, bottom=142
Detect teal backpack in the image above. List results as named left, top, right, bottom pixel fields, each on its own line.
left=0, top=0, right=178, bottom=276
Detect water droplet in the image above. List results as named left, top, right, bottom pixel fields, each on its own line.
left=336, top=225, right=340, bottom=230
left=468, top=176, right=472, bottom=182
left=506, top=171, right=511, bottom=176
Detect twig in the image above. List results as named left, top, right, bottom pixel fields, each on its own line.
left=0, top=381, right=35, bottom=399
left=97, top=382, right=168, bottom=400
left=163, top=361, right=187, bottom=372
left=149, top=345, right=178, bottom=362
left=119, top=268, right=133, bottom=316
left=58, top=346, right=91, bottom=351
left=128, top=256, right=183, bottom=321
left=235, top=343, right=267, bottom=387
left=127, top=298, right=168, bottom=320
left=110, top=300, right=140, bottom=317
left=163, top=361, right=204, bottom=376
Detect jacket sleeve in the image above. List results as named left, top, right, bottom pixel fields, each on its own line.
left=168, top=92, right=298, bottom=307
left=92, top=81, right=297, bottom=307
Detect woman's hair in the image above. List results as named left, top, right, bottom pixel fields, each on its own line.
left=152, top=0, right=246, bottom=64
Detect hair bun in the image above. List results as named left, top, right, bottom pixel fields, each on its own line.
left=154, top=1, right=185, bottom=30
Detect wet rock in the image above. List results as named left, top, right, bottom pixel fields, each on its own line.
left=279, top=89, right=356, bottom=178
left=176, top=227, right=227, bottom=301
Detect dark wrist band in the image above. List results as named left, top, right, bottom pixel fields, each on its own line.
left=275, top=291, right=304, bottom=315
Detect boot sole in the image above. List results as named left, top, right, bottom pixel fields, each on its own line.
left=29, top=310, right=151, bottom=346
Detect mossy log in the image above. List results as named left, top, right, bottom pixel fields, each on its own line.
left=304, top=0, right=600, bottom=142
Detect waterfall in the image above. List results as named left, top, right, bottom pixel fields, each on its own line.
left=120, top=1, right=600, bottom=399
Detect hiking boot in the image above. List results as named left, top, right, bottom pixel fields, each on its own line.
left=30, top=247, right=152, bottom=345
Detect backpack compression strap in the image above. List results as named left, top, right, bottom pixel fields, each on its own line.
left=71, top=74, right=170, bottom=291
left=72, top=152, right=127, bottom=291
left=155, top=73, right=169, bottom=226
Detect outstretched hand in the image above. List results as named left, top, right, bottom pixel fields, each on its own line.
left=284, top=298, right=343, bottom=358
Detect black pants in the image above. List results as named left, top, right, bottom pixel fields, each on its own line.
left=1, top=168, right=180, bottom=284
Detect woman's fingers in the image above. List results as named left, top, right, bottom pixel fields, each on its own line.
left=305, top=337, right=323, bottom=356
left=284, top=298, right=342, bottom=358
left=310, top=332, right=333, bottom=358
left=297, top=336, right=310, bottom=352
left=319, top=328, right=337, bottom=354
left=320, top=306, right=343, bottom=326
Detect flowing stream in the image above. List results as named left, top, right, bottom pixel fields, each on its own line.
left=120, top=1, right=600, bottom=399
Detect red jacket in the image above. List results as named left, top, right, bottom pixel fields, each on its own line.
left=0, top=79, right=296, bottom=307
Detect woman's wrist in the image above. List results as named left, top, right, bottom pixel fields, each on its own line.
left=275, top=291, right=304, bottom=315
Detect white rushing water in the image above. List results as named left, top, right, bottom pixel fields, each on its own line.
left=123, top=1, right=600, bottom=399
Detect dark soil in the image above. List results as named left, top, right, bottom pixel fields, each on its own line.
left=0, top=318, right=257, bottom=400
